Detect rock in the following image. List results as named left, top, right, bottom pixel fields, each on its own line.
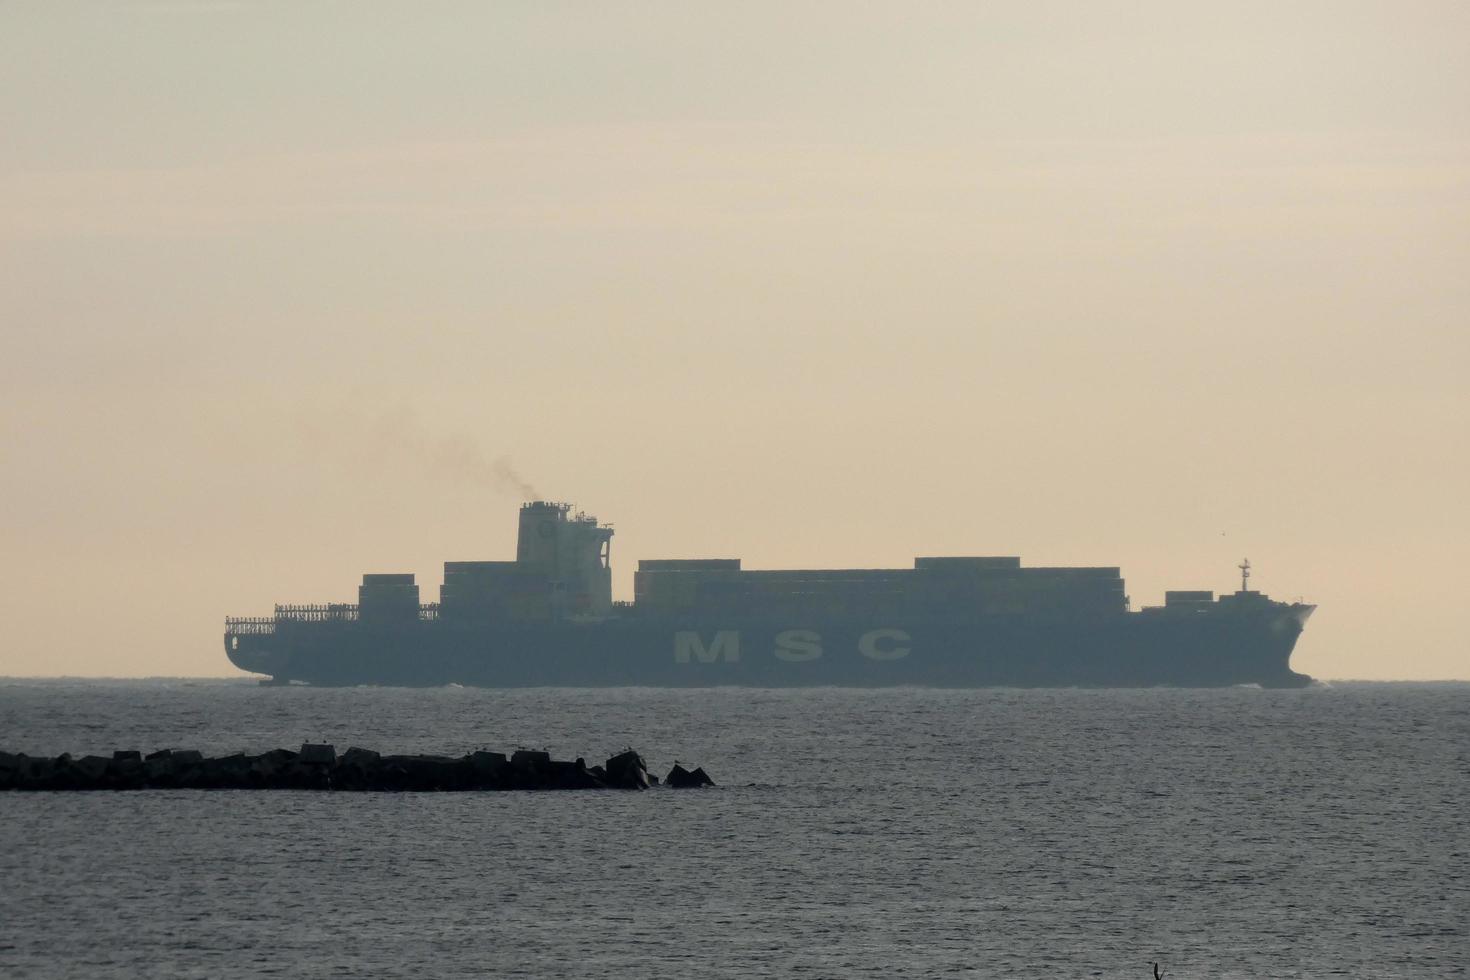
left=143, top=753, right=177, bottom=783
left=469, top=751, right=508, bottom=787
left=605, top=749, right=650, bottom=790
left=332, top=748, right=383, bottom=790
left=470, top=750, right=507, bottom=770
left=298, top=744, right=336, bottom=766
left=665, top=763, right=716, bottom=788
left=108, top=755, right=144, bottom=788
left=542, top=760, right=606, bottom=790
left=167, top=749, right=214, bottom=789
left=511, top=749, right=550, bottom=770
left=383, top=755, right=464, bottom=791
left=75, top=756, right=111, bottom=782
left=48, top=754, right=90, bottom=790
left=341, top=747, right=381, bottom=768
left=0, top=751, right=22, bottom=790
left=196, top=753, right=252, bottom=789
left=250, top=749, right=297, bottom=783
left=28, top=757, right=56, bottom=786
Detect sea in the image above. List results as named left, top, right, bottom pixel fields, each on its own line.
left=0, top=680, right=1465, bottom=979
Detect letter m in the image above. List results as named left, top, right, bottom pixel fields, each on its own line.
left=675, top=631, right=740, bottom=664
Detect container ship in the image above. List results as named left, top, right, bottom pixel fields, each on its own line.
left=225, top=501, right=1315, bottom=688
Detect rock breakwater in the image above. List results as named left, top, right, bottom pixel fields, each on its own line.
left=0, top=746, right=715, bottom=792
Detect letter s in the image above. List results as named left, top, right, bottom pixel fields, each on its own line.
left=774, top=629, right=823, bottom=662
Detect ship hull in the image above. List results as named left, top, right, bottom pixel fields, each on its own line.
left=226, top=605, right=1314, bottom=689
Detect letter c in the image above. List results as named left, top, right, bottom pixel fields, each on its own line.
left=859, top=628, right=911, bottom=661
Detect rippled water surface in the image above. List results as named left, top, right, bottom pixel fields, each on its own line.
left=1, top=680, right=1466, bottom=979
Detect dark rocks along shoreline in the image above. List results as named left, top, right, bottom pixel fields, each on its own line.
left=0, top=746, right=715, bottom=792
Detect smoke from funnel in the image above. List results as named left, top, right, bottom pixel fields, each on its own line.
left=423, top=432, right=540, bottom=500
left=299, top=401, right=541, bottom=501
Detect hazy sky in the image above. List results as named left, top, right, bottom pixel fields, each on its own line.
left=2, top=2, right=1466, bottom=679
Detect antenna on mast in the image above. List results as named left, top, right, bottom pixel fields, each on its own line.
left=1238, top=558, right=1251, bottom=593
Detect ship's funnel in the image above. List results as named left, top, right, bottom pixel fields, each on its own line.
left=516, top=501, right=571, bottom=568
left=515, top=501, right=614, bottom=617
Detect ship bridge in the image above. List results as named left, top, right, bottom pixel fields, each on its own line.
left=436, top=501, right=614, bottom=622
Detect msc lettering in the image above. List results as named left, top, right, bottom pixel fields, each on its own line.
left=674, top=629, right=911, bottom=663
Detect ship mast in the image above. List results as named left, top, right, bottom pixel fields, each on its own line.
left=1238, top=558, right=1251, bottom=593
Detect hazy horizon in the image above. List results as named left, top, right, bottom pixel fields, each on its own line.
left=3, top=3, right=1467, bottom=680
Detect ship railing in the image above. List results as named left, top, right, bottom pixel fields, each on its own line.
left=228, top=604, right=440, bottom=631
left=224, top=617, right=277, bottom=636
left=273, top=603, right=361, bottom=622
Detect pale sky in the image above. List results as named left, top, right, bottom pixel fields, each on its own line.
left=1, top=2, right=1466, bottom=679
